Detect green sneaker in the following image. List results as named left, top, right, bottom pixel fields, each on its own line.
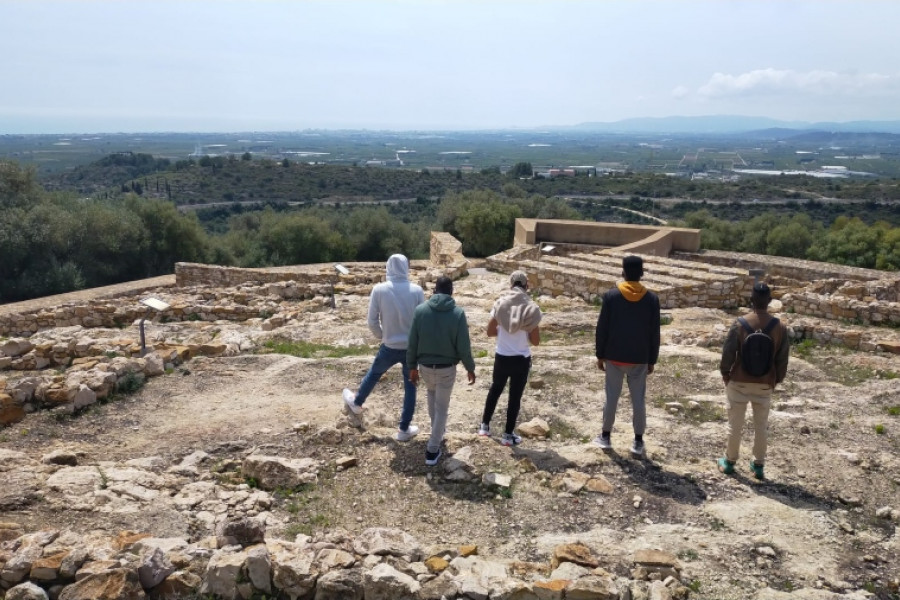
left=717, top=458, right=735, bottom=475
left=749, top=460, right=765, bottom=480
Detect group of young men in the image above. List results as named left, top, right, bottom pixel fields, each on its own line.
left=342, top=253, right=789, bottom=479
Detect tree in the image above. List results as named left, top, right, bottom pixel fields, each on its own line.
left=766, top=215, right=819, bottom=258
left=807, top=217, right=881, bottom=268
left=509, top=162, right=533, bottom=178
left=242, top=152, right=252, bottom=161
left=876, top=227, right=900, bottom=270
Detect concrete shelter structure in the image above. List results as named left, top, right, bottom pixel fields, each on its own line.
left=513, top=219, right=700, bottom=256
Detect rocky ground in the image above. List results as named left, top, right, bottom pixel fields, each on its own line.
left=1, top=269, right=899, bottom=599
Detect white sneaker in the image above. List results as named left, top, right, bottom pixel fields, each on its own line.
left=342, top=388, right=363, bottom=414
left=500, top=432, right=522, bottom=446
left=478, top=423, right=491, bottom=436
left=593, top=433, right=612, bottom=449
left=395, top=424, right=419, bottom=442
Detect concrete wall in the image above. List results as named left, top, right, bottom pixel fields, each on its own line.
left=514, top=219, right=700, bottom=254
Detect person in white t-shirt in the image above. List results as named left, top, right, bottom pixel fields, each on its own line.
left=478, top=271, right=542, bottom=446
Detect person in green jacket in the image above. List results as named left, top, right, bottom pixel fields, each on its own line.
left=407, top=276, right=477, bottom=466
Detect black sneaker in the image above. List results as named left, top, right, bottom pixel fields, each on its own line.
left=630, top=439, right=645, bottom=458
left=425, top=448, right=442, bottom=466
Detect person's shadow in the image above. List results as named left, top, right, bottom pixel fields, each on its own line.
left=725, top=471, right=835, bottom=511
left=605, top=450, right=708, bottom=505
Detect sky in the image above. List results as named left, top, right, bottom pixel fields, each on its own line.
left=2, top=0, right=899, bottom=133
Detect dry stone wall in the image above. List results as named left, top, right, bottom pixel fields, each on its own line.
left=487, top=246, right=754, bottom=309
left=673, top=250, right=895, bottom=283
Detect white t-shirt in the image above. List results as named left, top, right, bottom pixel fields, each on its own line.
left=492, top=308, right=531, bottom=357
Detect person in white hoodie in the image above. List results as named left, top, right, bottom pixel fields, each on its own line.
left=343, top=254, right=425, bottom=441
left=478, top=270, right=542, bottom=446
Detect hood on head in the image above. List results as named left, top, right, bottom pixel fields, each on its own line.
left=428, top=293, right=456, bottom=311
left=386, top=254, right=409, bottom=282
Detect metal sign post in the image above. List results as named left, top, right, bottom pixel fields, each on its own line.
left=139, top=297, right=171, bottom=356
left=331, top=264, right=349, bottom=309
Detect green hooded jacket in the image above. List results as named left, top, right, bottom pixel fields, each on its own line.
left=406, top=293, right=476, bottom=373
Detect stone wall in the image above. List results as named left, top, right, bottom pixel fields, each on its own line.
left=672, top=250, right=896, bottom=283
left=0, top=282, right=333, bottom=339
left=428, top=231, right=468, bottom=280
left=487, top=246, right=754, bottom=309
left=782, top=291, right=900, bottom=327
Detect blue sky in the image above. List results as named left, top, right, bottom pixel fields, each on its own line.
left=2, top=0, right=899, bottom=133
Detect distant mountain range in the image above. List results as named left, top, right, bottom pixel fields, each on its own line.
left=570, top=116, right=900, bottom=135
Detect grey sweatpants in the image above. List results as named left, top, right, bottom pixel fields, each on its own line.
left=602, top=361, right=648, bottom=436
left=419, top=365, right=457, bottom=453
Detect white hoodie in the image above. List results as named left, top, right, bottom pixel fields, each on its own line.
left=367, top=254, right=425, bottom=349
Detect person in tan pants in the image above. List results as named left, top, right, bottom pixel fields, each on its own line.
left=718, top=282, right=790, bottom=480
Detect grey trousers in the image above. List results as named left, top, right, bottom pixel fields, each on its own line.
left=602, top=361, right=648, bottom=436
left=419, top=365, right=457, bottom=453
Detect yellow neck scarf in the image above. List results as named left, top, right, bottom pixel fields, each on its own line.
left=617, top=281, right=647, bottom=301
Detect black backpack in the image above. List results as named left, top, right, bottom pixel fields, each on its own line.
left=738, top=317, right=779, bottom=377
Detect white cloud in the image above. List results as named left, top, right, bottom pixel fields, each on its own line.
left=696, top=68, right=898, bottom=98
left=671, top=85, right=690, bottom=99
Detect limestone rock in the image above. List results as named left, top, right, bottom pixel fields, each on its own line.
left=199, top=548, right=246, bottom=600
left=534, top=578, right=568, bottom=599
left=585, top=475, right=615, bottom=494
left=352, top=528, right=423, bottom=562
left=633, top=549, right=679, bottom=569
left=444, top=446, right=477, bottom=481
left=241, top=455, right=318, bottom=490
left=0, top=393, right=26, bottom=426
left=1, top=339, right=34, bottom=358
left=566, top=574, right=619, bottom=600
left=143, top=353, right=165, bottom=377
left=137, top=547, right=174, bottom=590
left=483, top=472, right=512, bottom=490
left=551, top=470, right=591, bottom=494
left=58, top=547, right=89, bottom=580
left=550, top=561, right=589, bottom=580
left=315, top=548, right=355, bottom=571
left=364, top=562, right=420, bottom=600
left=58, top=568, right=146, bottom=600
left=245, top=545, right=272, bottom=594
left=215, top=517, right=265, bottom=547
left=424, top=555, right=449, bottom=573
left=271, top=544, right=318, bottom=599
left=418, top=572, right=459, bottom=600
left=314, top=568, right=364, bottom=600
left=30, top=550, right=69, bottom=581
left=2, top=542, right=43, bottom=584
left=335, top=455, right=357, bottom=469
left=518, top=418, right=551, bottom=438
left=552, top=542, right=600, bottom=569
left=74, top=560, right=120, bottom=581
left=5, top=581, right=50, bottom=600
left=146, top=570, right=201, bottom=599
left=72, top=385, right=97, bottom=411
left=0, top=521, right=25, bottom=543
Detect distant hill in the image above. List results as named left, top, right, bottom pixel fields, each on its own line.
left=572, top=116, right=900, bottom=135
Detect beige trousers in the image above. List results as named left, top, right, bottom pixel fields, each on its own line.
left=725, top=381, right=772, bottom=465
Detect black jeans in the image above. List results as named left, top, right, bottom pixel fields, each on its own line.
left=481, top=354, right=531, bottom=434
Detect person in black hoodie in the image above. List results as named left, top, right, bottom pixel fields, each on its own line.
left=594, top=255, right=661, bottom=457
